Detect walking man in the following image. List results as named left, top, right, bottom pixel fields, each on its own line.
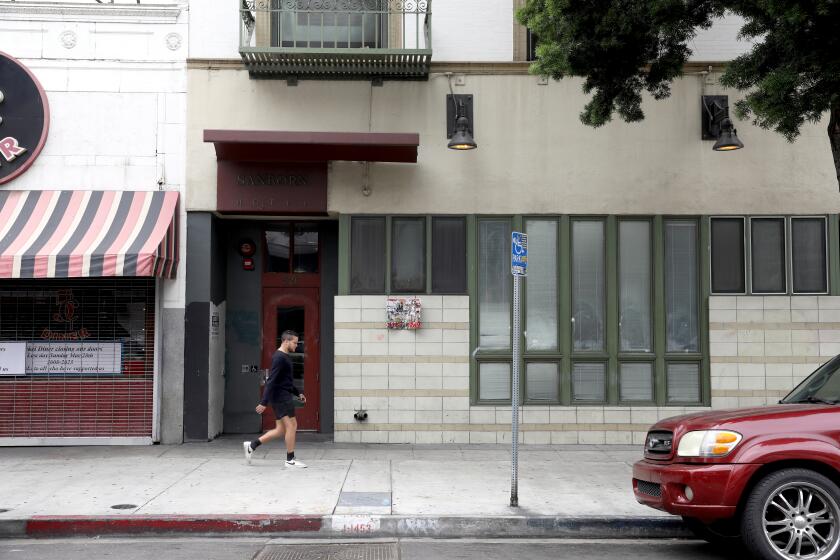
left=243, top=330, right=307, bottom=468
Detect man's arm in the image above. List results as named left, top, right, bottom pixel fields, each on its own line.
left=260, top=354, right=281, bottom=405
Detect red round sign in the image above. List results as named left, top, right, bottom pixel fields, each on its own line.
left=0, top=51, right=50, bottom=185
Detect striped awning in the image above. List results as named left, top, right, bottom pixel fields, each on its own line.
left=0, top=190, right=179, bottom=279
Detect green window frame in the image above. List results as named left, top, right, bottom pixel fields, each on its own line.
left=340, top=215, right=469, bottom=295
left=471, top=215, right=710, bottom=407
left=709, top=215, right=839, bottom=296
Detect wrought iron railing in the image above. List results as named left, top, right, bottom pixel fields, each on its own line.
left=240, top=0, right=430, bottom=51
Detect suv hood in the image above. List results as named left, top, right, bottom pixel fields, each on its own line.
left=651, top=403, right=831, bottom=432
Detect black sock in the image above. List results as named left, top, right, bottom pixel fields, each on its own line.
left=286, top=451, right=295, bottom=461
left=250, top=440, right=262, bottom=451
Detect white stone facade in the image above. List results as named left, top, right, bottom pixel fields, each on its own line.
left=0, top=1, right=188, bottom=308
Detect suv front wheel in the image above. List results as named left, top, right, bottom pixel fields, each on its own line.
left=742, top=468, right=840, bottom=560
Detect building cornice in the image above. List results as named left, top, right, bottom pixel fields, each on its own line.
left=0, top=2, right=183, bottom=23
left=188, top=58, right=728, bottom=75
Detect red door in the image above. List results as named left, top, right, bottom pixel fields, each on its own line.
left=261, top=287, right=320, bottom=431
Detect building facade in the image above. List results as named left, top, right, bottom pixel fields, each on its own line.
left=0, top=0, right=187, bottom=445
left=182, top=1, right=839, bottom=445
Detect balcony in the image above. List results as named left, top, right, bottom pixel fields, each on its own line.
left=239, top=0, right=432, bottom=80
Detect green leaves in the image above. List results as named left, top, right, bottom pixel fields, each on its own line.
left=517, top=0, right=722, bottom=127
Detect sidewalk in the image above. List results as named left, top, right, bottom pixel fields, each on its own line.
left=0, top=436, right=688, bottom=539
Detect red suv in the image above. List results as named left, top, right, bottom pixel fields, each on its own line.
left=633, top=356, right=840, bottom=560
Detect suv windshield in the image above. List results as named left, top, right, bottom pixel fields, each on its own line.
left=782, top=355, right=840, bottom=404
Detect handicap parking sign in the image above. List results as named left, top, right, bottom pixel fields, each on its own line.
left=511, top=232, right=527, bottom=276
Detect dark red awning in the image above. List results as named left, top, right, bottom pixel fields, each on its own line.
left=203, top=130, right=419, bottom=163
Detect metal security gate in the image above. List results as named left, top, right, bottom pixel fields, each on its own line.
left=0, top=278, right=156, bottom=441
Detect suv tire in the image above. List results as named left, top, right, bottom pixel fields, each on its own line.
left=742, top=468, right=840, bottom=560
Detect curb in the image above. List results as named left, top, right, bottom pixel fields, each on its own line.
left=0, top=515, right=690, bottom=539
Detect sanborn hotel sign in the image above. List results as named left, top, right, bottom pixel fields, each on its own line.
left=0, top=51, right=50, bottom=185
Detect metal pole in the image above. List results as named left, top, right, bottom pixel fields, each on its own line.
left=511, top=273, right=521, bottom=508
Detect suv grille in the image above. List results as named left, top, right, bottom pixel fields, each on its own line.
left=645, top=430, right=673, bottom=457
left=635, top=479, right=662, bottom=498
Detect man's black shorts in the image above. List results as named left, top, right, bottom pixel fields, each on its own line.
left=271, top=400, right=295, bottom=419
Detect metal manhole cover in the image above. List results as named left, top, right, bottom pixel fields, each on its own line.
left=256, top=543, right=398, bottom=560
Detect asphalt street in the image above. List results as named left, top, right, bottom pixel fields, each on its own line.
left=0, top=538, right=743, bottom=560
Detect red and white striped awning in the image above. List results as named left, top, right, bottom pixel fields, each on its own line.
left=0, top=190, right=179, bottom=279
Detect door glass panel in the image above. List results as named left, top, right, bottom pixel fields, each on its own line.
left=266, top=228, right=291, bottom=273
left=276, top=306, right=305, bottom=396
left=293, top=224, right=319, bottom=273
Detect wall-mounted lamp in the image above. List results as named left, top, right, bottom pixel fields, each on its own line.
left=447, top=93, right=477, bottom=150
left=701, top=95, right=744, bottom=151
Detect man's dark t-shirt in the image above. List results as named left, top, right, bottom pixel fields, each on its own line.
left=260, top=350, right=301, bottom=405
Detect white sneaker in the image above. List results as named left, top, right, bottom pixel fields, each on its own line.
left=285, top=459, right=307, bottom=468
left=243, top=441, right=253, bottom=465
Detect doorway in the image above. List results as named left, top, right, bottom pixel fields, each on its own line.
left=261, top=287, right=320, bottom=431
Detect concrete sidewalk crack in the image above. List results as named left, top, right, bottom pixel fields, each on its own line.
left=332, top=459, right=353, bottom=515
left=132, top=458, right=211, bottom=514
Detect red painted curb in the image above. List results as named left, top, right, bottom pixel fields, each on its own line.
left=26, top=515, right=323, bottom=536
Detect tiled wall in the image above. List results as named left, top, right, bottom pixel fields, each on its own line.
left=709, top=295, right=840, bottom=408
left=334, top=295, right=708, bottom=445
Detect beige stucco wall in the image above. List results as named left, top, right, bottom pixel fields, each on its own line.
left=187, top=66, right=838, bottom=216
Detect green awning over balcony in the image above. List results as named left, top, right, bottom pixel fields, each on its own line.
left=239, top=0, right=432, bottom=80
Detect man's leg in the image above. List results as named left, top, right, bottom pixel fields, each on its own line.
left=282, top=415, right=306, bottom=467
left=282, top=415, right=296, bottom=454
left=260, top=420, right=286, bottom=443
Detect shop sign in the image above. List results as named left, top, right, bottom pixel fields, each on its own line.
left=0, top=342, right=26, bottom=375
left=217, top=161, right=327, bottom=214
left=0, top=51, right=50, bottom=185
left=0, top=341, right=122, bottom=375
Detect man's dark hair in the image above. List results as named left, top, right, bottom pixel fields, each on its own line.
left=281, top=330, right=298, bottom=342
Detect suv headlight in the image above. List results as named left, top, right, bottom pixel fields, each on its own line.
left=677, top=430, right=743, bottom=457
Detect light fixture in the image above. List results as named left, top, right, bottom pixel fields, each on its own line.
left=701, top=95, right=744, bottom=151
left=446, top=82, right=477, bottom=150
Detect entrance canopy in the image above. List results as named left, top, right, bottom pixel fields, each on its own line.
left=0, top=190, right=179, bottom=279
left=203, top=130, right=420, bottom=163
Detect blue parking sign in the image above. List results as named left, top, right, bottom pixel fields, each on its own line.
left=511, top=232, right=528, bottom=276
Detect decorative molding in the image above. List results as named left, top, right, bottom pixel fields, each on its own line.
left=164, top=31, right=181, bottom=50
left=0, top=2, right=182, bottom=23
left=59, top=29, right=77, bottom=48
